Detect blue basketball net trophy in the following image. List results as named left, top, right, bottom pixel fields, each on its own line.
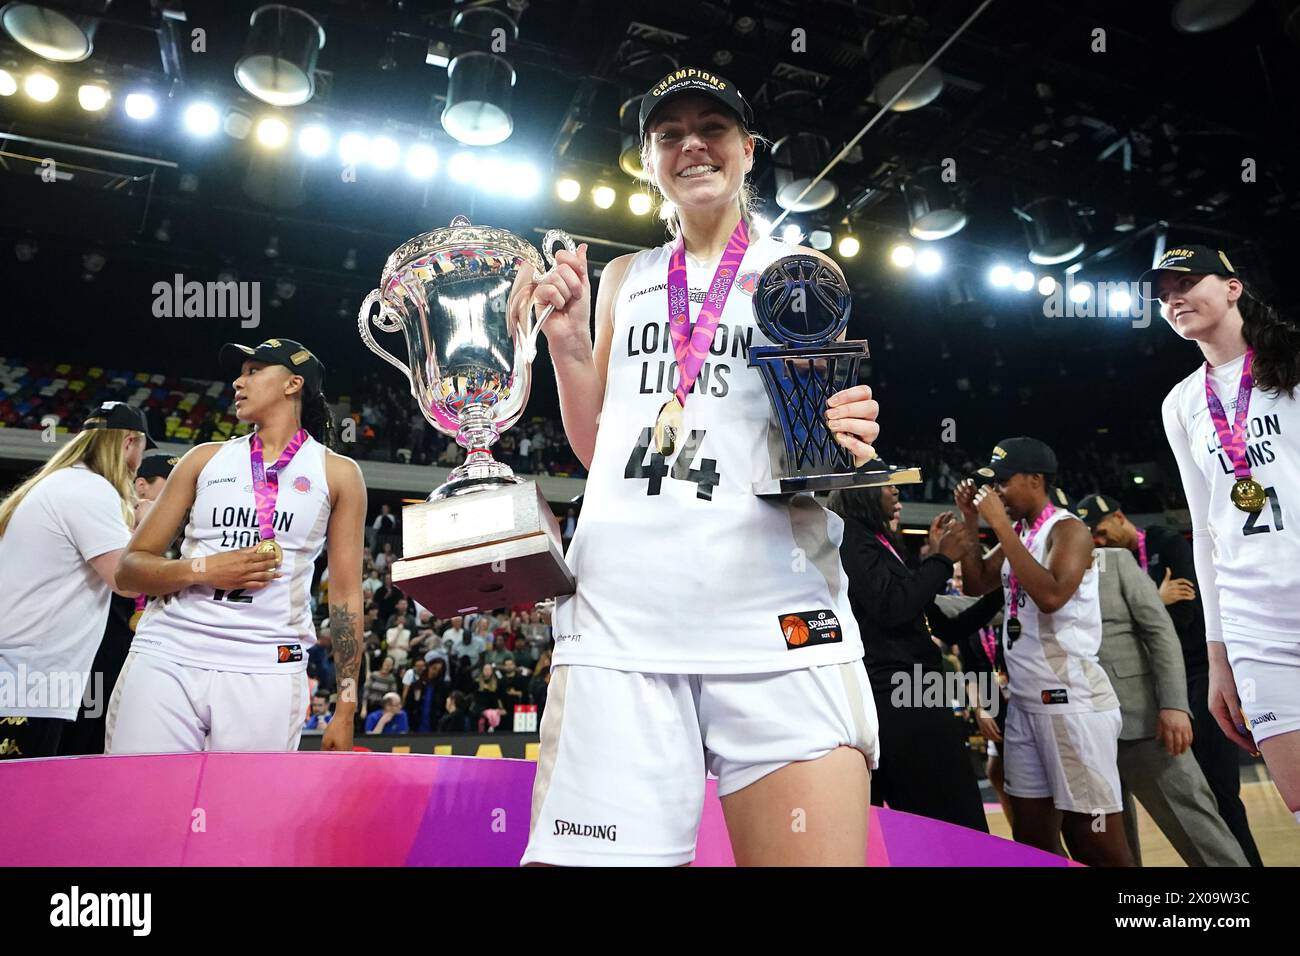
left=748, top=254, right=922, bottom=496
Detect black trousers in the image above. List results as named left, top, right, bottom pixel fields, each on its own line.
left=1187, top=668, right=1264, bottom=867
left=869, top=683, right=990, bottom=833
left=0, top=715, right=71, bottom=760
left=58, top=623, right=134, bottom=757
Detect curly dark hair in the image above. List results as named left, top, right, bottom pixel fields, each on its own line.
left=300, top=384, right=337, bottom=449
left=825, top=487, right=905, bottom=558
left=1240, top=286, right=1300, bottom=398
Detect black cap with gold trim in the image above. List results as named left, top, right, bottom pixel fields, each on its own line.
left=136, top=453, right=179, bottom=481
left=639, top=67, right=754, bottom=140
left=975, top=437, right=1058, bottom=483
left=1074, top=493, right=1123, bottom=529
left=1137, top=244, right=1237, bottom=299
left=220, top=338, right=324, bottom=393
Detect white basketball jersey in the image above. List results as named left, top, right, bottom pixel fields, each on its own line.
left=1000, top=509, right=1118, bottom=714
left=133, top=433, right=331, bottom=673
left=552, top=234, right=865, bottom=675
left=1164, top=352, right=1300, bottom=638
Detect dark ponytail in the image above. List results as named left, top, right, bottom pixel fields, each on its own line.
left=826, top=486, right=905, bottom=557
left=301, top=386, right=337, bottom=449
left=1240, top=286, right=1300, bottom=398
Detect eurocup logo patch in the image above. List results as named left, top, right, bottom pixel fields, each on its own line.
left=736, top=270, right=760, bottom=295
left=779, top=609, right=843, bottom=650
left=293, top=475, right=312, bottom=494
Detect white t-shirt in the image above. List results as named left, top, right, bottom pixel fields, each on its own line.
left=1163, top=351, right=1300, bottom=642
left=0, top=465, right=131, bottom=719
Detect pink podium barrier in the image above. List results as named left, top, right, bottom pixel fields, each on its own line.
left=0, top=752, right=1072, bottom=866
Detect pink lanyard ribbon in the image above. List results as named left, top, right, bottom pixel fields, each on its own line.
left=666, top=218, right=750, bottom=407
left=979, top=626, right=998, bottom=666
left=1204, top=348, right=1256, bottom=482
left=1007, top=505, right=1056, bottom=620
left=250, top=429, right=308, bottom=544
left=1135, top=528, right=1147, bottom=571
left=875, top=532, right=904, bottom=564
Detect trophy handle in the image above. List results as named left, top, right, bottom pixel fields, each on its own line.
left=522, top=229, right=578, bottom=364
left=358, top=289, right=414, bottom=382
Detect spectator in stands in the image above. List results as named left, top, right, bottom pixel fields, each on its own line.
left=484, top=634, right=512, bottom=668
left=304, top=693, right=333, bottom=731
left=363, top=656, right=397, bottom=716
left=500, top=656, right=529, bottom=708
left=452, top=654, right=477, bottom=694
left=362, top=568, right=382, bottom=597
left=387, top=597, right=415, bottom=635
left=365, top=692, right=409, bottom=735
left=371, top=503, right=399, bottom=552
left=440, top=615, right=466, bottom=653
left=0, top=401, right=149, bottom=760
left=438, top=691, right=474, bottom=732
left=474, top=662, right=507, bottom=732
left=386, top=611, right=412, bottom=667
left=449, top=627, right=487, bottom=670
left=374, top=572, right=401, bottom=622
left=309, top=627, right=336, bottom=694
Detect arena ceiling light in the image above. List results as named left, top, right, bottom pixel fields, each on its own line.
left=404, top=143, right=437, bottom=179
left=369, top=135, right=400, bottom=169
left=866, top=11, right=944, bottom=112
left=1038, top=275, right=1056, bottom=295
left=772, top=133, right=838, bottom=212
left=1012, top=270, right=1035, bottom=292
left=1069, top=282, right=1092, bottom=304
left=124, top=91, right=157, bottom=120
left=0, top=68, right=16, bottom=96
left=988, top=264, right=1013, bottom=287
left=441, top=51, right=515, bottom=146
left=510, top=161, right=540, bottom=198
left=183, top=102, right=221, bottom=137
left=915, top=248, right=943, bottom=275
left=629, top=192, right=652, bottom=216
left=255, top=116, right=289, bottom=148
left=447, top=150, right=475, bottom=184
left=618, top=95, right=646, bottom=179
left=592, top=185, right=615, bottom=209
left=298, top=123, right=330, bottom=156
left=890, top=243, right=914, bottom=267
left=1107, top=288, right=1132, bottom=312
left=1, top=1, right=107, bottom=63
left=904, top=166, right=966, bottom=240
left=224, top=107, right=253, bottom=140
left=782, top=223, right=804, bottom=244
left=23, top=70, right=58, bottom=102
left=76, top=82, right=109, bottom=112
left=1172, top=0, right=1257, bottom=33
left=556, top=177, right=580, bottom=202
left=234, top=4, right=326, bottom=107
left=1020, top=197, right=1085, bottom=265
left=808, top=229, right=833, bottom=251
left=338, top=131, right=369, bottom=165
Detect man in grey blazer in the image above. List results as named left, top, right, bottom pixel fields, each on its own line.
left=1095, top=546, right=1248, bottom=866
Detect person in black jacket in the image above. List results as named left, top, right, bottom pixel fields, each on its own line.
left=1077, top=493, right=1263, bottom=867
left=829, top=483, right=988, bottom=832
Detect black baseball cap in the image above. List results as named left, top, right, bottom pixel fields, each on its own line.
left=220, top=338, right=324, bottom=393
left=975, top=437, right=1058, bottom=482
left=136, top=453, right=178, bottom=481
left=1074, top=493, right=1124, bottom=529
left=639, top=67, right=754, bottom=140
left=1052, top=486, right=1075, bottom=513
left=1137, top=244, right=1238, bottom=299
left=81, top=401, right=156, bottom=449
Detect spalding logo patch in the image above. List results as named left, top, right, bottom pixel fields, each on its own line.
left=779, top=610, right=843, bottom=650
left=277, top=644, right=303, bottom=664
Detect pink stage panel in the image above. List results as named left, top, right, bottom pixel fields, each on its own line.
left=0, top=752, right=1073, bottom=866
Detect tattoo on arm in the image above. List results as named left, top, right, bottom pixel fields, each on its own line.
left=330, top=602, right=361, bottom=704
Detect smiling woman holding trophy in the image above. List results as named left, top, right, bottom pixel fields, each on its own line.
left=512, top=69, right=897, bottom=867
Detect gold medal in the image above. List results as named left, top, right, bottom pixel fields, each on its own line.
left=653, top=396, right=684, bottom=457
left=256, top=538, right=284, bottom=567
left=1230, top=478, right=1266, bottom=513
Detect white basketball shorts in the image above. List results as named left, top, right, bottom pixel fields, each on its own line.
left=1224, top=625, right=1300, bottom=744
left=521, top=661, right=879, bottom=867
left=1002, top=704, right=1123, bottom=814
left=105, top=650, right=309, bottom=754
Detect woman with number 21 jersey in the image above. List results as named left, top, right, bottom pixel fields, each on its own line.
left=1148, top=245, right=1300, bottom=824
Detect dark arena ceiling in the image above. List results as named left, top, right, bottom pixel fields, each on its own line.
left=1, top=0, right=1297, bottom=504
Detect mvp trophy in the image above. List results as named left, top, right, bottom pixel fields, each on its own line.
left=358, top=216, right=577, bottom=616
left=748, top=254, right=921, bottom=495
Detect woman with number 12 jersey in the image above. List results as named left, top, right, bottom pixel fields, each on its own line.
left=108, top=339, right=366, bottom=755
left=518, top=69, right=884, bottom=867
left=1148, top=245, right=1300, bottom=821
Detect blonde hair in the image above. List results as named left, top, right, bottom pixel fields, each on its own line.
left=0, top=428, right=137, bottom=538
left=638, top=122, right=772, bottom=240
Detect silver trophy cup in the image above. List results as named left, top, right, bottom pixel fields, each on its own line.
left=358, top=215, right=577, bottom=615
